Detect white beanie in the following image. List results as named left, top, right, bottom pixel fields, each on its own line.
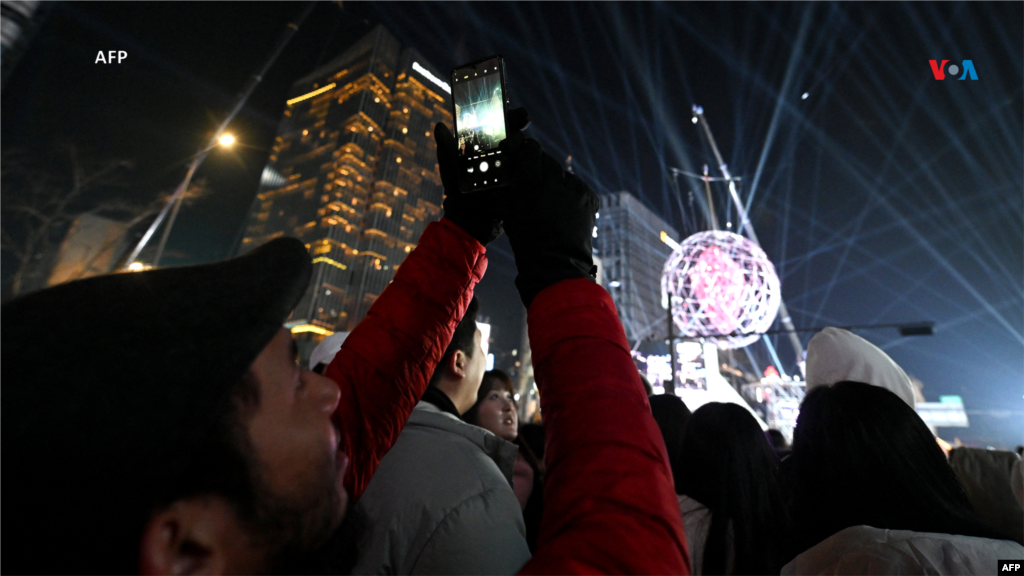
left=309, top=331, right=350, bottom=370
left=806, top=327, right=916, bottom=408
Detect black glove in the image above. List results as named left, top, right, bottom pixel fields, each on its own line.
left=499, top=129, right=599, bottom=308
left=434, top=109, right=532, bottom=246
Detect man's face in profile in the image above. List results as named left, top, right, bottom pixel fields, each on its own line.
left=243, top=328, right=353, bottom=570
left=140, top=328, right=361, bottom=575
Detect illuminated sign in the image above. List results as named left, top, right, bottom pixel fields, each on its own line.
left=916, top=401, right=969, bottom=427
left=412, top=62, right=451, bottom=95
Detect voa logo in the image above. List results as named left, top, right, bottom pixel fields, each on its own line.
left=929, top=59, right=978, bottom=80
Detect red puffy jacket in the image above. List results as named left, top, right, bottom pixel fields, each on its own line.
left=520, top=278, right=691, bottom=575
left=326, top=219, right=689, bottom=574
left=325, top=218, right=487, bottom=500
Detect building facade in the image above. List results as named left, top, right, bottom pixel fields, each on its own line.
left=595, top=191, right=679, bottom=345
left=237, top=25, right=452, bottom=337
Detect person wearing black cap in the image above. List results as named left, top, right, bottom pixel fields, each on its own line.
left=4, top=104, right=692, bottom=575
left=2, top=124, right=501, bottom=572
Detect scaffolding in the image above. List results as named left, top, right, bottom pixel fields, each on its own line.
left=594, top=191, right=679, bottom=345
left=741, top=379, right=806, bottom=443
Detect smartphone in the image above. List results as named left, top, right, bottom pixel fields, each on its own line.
left=451, top=55, right=509, bottom=193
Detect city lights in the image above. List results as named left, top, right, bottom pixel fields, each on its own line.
left=286, top=83, right=336, bottom=106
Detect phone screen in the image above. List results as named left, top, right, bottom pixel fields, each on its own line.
left=453, top=57, right=506, bottom=157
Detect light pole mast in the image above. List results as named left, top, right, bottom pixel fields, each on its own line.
left=122, top=2, right=317, bottom=270
left=691, top=104, right=805, bottom=368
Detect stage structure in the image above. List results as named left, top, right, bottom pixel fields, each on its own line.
left=594, top=191, right=680, bottom=345
left=688, top=105, right=805, bottom=367
left=742, top=374, right=806, bottom=442
left=655, top=105, right=803, bottom=395
left=661, top=230, right=781, bottom=349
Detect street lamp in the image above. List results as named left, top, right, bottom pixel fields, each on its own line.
left=149, top=132, right=237, bottom=267
left=118, top=1, right=317, bottom=272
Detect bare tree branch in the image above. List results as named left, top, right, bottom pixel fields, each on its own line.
left=1, top=145, right=147, bottom=298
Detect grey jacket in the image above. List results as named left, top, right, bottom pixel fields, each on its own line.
left=782, top=525, right=1024, bottom=575
left=353, top=401, right=532, bottom=575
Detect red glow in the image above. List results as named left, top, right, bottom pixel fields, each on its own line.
left=688, top=246, right=745, bottom=334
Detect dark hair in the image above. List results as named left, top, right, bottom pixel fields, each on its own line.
left=465, top=369, right=543, bottom=473
left=464, top=369, right=514, bottom=424
left=428, top=297, right=480, bottom=387
left=766, top=429, right=788, bottom=450
left=766, top=429, right=791, bottom=459
left=648, top=394, right=692, bottom=494
left=790, top=381, right=1018, bottom=553
left=678, top=402, right=792, bottom=575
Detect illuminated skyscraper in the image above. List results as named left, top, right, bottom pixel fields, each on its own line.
left=237, top=25, right=452, bottom=337
left=594, top=191, right=679, bottom=345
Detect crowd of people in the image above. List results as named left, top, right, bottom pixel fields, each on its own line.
left=4, top=106, right=1022, bottom=575
left=650, top=328, right=1024, bottom=574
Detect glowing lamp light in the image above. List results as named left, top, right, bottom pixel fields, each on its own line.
left=218, top=134, right=235, bottom=147
left=128, top=262, right=145, bottom=272
left=662, top=230, right=781, bottom=349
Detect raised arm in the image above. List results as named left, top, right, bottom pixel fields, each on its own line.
left=497, top=130, right=689, bottom=574
left=326, top=218, right=487, bottom=500
left=327, top=118, right=508, bottom=500
left=521, top=279, right=690, bottom=574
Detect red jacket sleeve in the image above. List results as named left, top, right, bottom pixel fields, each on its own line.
left=325, top=218, right=487, bottom=501
left=518, top=279, right=690, bottom=575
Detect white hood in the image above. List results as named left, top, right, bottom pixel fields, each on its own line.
left=805, top=327, right=916, bottom=408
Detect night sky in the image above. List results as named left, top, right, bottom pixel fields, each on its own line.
left=3, top=2, right=1021, bottom=448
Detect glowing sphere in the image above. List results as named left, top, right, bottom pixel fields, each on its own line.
left=662, top=231, right=781, bottom=349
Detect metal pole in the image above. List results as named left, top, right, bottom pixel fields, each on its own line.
left=152, top=148, right=206, bottom=267
left=691, top=104, right=806, bottom=366
left=667, top=297, right=676, bottom=394
left=153, top=191, right=185, bottom=267
left=121, top=2, right=316, bottom=270
left=667, top=169, right=691, bottom=235
left=702, top=164, right=719, bottom=230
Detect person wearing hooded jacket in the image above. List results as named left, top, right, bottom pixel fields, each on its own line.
left=782, top=328, right=1024, bottom=574
left=803, top=327, right=917, bottom=408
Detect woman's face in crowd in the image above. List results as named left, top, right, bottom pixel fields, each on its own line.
left=477, top=382, right=518, bottom=441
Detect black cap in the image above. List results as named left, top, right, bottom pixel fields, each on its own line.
left=2, top=237, right=312, bottom=572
